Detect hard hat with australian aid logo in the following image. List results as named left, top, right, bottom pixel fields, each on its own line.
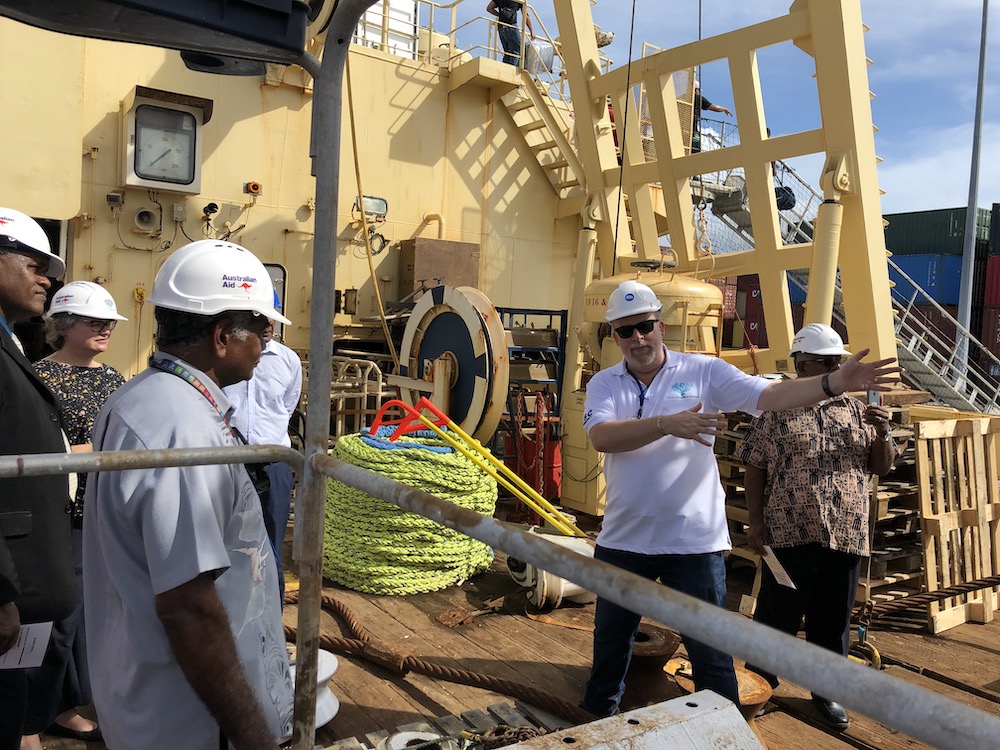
left=148, top=240, right=290, bottom=324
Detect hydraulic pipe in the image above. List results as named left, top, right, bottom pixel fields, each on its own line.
left=803, top=198, right=844, bottom=326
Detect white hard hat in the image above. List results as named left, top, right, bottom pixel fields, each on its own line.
left=789, top=323, right=850, bottom=357
left=45, top=281, right=128, bottom=321
left=605, top=280, right=663, bottom=322
left=0, top=207, right=65, bottom=277
left=149, top=240, right=291, bottom=325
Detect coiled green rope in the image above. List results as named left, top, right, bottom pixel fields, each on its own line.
left=324, top=429, right=497, bottom=595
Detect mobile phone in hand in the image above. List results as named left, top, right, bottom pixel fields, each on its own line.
left=867, top=390, right=881, bottom=406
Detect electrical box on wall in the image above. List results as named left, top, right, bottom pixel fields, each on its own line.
left=120, top=86, right=213, bottom=195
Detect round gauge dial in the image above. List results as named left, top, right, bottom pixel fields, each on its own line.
left=134, top=104, right=197, bottom=184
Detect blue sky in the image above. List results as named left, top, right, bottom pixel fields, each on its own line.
left=464, top=0, right=998, bottom=215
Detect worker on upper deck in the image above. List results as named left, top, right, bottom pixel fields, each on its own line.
left=738, top=323, right=897, bottom=730
left=83, top=240, right=294, bottom=750
left=487, top=0, right=534, bottom=67
left=580, top=280, right=899, bottom=717
left=692, top=79, right=732, bottom=154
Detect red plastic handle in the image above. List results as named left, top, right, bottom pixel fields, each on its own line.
left=369, top=398, right=452, bottom=441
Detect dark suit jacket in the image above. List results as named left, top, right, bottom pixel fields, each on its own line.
left=0, top=326, right=76, bottom=623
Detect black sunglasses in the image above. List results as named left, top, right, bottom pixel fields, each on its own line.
left=614, top=319, right=657, bottom=339
left=798, top=355, right=842, bottom=367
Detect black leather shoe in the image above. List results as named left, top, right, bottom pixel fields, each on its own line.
left=812, top=696, right=850, bottom=730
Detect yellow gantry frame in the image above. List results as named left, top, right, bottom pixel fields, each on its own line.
left=553, top=0, right=896, bottom=376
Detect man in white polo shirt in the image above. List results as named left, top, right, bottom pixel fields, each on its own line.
left=224, top=291, right=302, bottom=602
left=83, top=240, right=294, bottom=750
left=580, top=279, right=899, bottom=717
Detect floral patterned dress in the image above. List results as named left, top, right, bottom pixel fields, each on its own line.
left=33, top=359, right=126, bottom=514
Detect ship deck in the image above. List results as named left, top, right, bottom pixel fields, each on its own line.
left=51, top=547, right=1000, bottom=750
left=292, top=555, right=1000, bottom=750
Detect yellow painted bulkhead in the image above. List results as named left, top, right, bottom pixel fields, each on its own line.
left=0, top=19, right=580, bottom=377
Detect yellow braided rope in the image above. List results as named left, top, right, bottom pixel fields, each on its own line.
left=324, top=431, right=498, bottom=595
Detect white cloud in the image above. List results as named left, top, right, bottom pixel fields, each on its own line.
left=876, top=122, right=1000, bottom=213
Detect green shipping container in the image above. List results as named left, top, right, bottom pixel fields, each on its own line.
left=883, top=207, right=991, bottom=256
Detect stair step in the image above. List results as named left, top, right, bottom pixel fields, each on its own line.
left=554, top=179, right=580, bottom=189
left=520, top=119, right=546, bottom=133
left=507, top=97, right=535, bottom=112
left=531, top=139, right=558, bottom=152
left=542, top=159, right=569, bottom=170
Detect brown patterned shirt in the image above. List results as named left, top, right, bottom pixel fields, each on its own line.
left=737, top=396, right=876, bottom=555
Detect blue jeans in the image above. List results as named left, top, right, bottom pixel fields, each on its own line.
left=581, top=545, right=739, bottom=716
left=498, top=24, right=522, bottom=66
left=262, top=462, right=294, bottom=603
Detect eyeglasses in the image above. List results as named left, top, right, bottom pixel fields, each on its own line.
left=798, top=355, right=841, bottom=367
left=80, top=318, right=117, bottom=332
left=614, top=319, right=657, bottom=339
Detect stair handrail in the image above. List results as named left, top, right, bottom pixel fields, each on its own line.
left=789, top=258, right=1000, bottom=413
left=888, top=257, right=1000, bottom=412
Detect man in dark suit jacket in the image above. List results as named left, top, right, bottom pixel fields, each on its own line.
left=0, top=207, right=77, bottom=750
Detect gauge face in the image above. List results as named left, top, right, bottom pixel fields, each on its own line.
left=134, top=104, right=196, bottom=184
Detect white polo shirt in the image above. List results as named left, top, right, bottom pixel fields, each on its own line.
left=223, top=339, right=302, bottom=448
left=584, top=348, right=770, bottom=555
left=83, top=353, right=294, bottom=750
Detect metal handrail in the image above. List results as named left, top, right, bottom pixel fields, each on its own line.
left=4, top=446, right=998, bottom=750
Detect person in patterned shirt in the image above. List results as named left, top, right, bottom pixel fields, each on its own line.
left=738, top=323, right=896, bottom=731
left=19, top=282, right=127, bottom=748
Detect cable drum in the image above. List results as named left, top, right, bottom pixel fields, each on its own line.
left=323, top=428, right=498, bottom=595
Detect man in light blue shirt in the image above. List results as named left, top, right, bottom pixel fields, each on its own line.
left=224, top=292, right=302, bottom=600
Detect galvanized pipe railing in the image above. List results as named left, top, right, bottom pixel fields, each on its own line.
left=0, top=445, right=302, bottom=478
left=4, top=447, right=1000, bottom=748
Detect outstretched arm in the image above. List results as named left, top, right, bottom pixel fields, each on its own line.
left=757, top=348, right=900, bottom=413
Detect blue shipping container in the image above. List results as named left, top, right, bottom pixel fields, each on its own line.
left=787, top=277, right=808, bottom=304
left=889, top=254, right=963, bottom=305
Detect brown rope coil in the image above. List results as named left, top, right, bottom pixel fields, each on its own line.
left=284, top=590, right=593, bottom=725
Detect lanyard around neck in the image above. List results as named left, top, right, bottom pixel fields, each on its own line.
left=149, top=357, right=233, bottom=435
left=627, top=369, right=649, bottom=419
left=0, top=316, right=13, bottom=339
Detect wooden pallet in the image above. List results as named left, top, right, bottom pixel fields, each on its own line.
left=322, top=702, right=567, bottom=749
left=914, top=417, right=1000, bottom=633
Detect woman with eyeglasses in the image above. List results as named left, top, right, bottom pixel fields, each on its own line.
left=18, top=282, right=127, bottom=748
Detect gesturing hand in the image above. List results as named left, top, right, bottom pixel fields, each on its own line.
left=862, top=404, right=892, bottom=436
left=836, top=349, right=902, bottom=393
left=660, top=403, right=727, bottom=446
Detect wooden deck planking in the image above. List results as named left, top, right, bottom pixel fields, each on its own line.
left=861, top=625, right=1000, bottom=702
left=37, top=559, right=1000, bottom=750
left=756, top=711, right=857, bottom=749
